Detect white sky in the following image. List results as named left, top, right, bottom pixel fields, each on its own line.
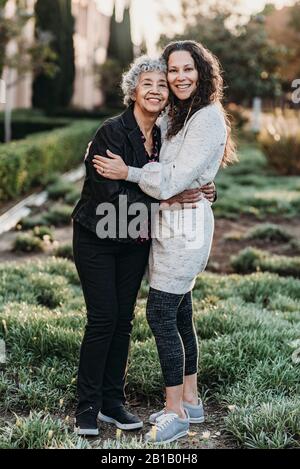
left=97, top=0, right=296, bottom=55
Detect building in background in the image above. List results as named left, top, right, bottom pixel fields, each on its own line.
left=1, top=0, right=110, bottom=111
left=1, top=0, right=35, bottom=110
left=72, top=0, right=110, bottom=109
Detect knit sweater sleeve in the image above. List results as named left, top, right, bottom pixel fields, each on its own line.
left=126, top=104, right=227, bottom=200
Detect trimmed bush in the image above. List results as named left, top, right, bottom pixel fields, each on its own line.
left=0, top=118, right=70, bottom=143
left=12, top=233, right=44, bottom=253
left=47, top=180, right=75, bottom=201
left=64, top=188, right=81, bottom=205
left=231, top=247, right=300, bottom=277
left=53, top=243, right=73, bottom=261
left=258, top=114, right=300, bottom=175
left=245, top=224, right=292, bottom=243
left=19, top=215, right=49, bottom=230
left=32, top=226, right=54, bottom=242
left=44, top=204, right=73, bottom=226
left=0, top=120, right=98, bottom=202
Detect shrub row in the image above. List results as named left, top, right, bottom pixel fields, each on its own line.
left=0, top=120, right=99, bottom=202
left=0, top=118, right=71, bottom=143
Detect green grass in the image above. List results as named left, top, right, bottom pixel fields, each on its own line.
left=214, top=142, right=300, bottom=219
left=0, top=137, right=299, bottom=449
left=0, top=412, right=89, bottom=449
left=0, top=258, right=299, bottom=448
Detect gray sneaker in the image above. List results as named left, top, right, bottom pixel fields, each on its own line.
left=145, top=410, right=189, bottom=445
left=149, top=399, right=205, bottom=425
left=183, top=399, right=205, bottom=423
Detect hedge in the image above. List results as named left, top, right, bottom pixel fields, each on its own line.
left=0, top=120, right=99, bottom=202
left=0, top=117, right=71, bottom=142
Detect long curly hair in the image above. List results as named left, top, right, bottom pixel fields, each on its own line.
left=162, top=40, right=237, bottom=167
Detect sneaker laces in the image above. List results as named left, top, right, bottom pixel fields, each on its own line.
left=155, top=412, right=177, bottom=431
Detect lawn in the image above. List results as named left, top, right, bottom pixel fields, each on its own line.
left=214, top=139, right=300, bottom=220
left=0, top=258, right=299, bottom=449
left=0, top=137, right=299, bottom=449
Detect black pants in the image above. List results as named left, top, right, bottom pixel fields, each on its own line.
left=146, top=288, right=198, bottom=387
left=73, top=221, right=150, bottom=415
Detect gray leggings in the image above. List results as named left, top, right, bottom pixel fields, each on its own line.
left=146, top=287, right=198, bottom=387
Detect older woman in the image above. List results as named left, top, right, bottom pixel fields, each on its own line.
left=72, top=56, right=214, bottom=436
left=92, top=41, right=236, bottom=444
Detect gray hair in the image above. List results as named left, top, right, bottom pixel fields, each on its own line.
left=121, top=55, right=167, bottom=106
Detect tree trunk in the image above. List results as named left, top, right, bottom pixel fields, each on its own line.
left=4, top=69, right=12, bottom=143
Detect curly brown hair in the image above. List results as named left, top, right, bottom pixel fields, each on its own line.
left=162, top=40, right=237, bottom=167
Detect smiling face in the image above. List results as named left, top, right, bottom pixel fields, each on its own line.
left=132, top=71, right=169, bottom=116
left=167, top=50, right=199, bottom=101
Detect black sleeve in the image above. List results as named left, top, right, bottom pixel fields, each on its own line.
left=85, top=123, right=158, bottom=210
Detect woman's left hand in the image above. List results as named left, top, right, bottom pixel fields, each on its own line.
left=92, top=150, right=128, bottom=180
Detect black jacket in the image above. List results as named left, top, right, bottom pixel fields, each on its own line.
left=71, top=106, right=160, bottom=243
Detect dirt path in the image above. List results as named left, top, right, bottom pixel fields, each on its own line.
left=209, top=215, right=300, bottom=273
left=95, top=401, right=237, bottom=449
left=0, top=225, right=73, bottom=264
left=1, top=215, right=299, bottom=274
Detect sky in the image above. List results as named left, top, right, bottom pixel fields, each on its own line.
left=97, top=0, right=297, bottom=54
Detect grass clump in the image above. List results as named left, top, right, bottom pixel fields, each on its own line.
left=47, top=180, right=75, bottom=201
left=53, top=243, right=74, bottom=261
left=231, top=247, right=300, bottom=277
left=44, top=204, right=73, bottom=226
left=245, top=223, right=292, bottom=243
left=0, top=412, right=89, bottom=449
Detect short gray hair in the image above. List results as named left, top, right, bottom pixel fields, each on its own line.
left=121, top=55, right=167, bottom=106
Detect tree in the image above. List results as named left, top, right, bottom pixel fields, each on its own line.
left=264, top=2, right=300, bottom=90
left=0, top=0, right=57, bottom=141
left=107, top=5, right=134, bottom=68
left=32, top=0, right=75, bottom=113
left=99, top=4, right=134, bottom=107
left=158, top=1, right=284, bottom=105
